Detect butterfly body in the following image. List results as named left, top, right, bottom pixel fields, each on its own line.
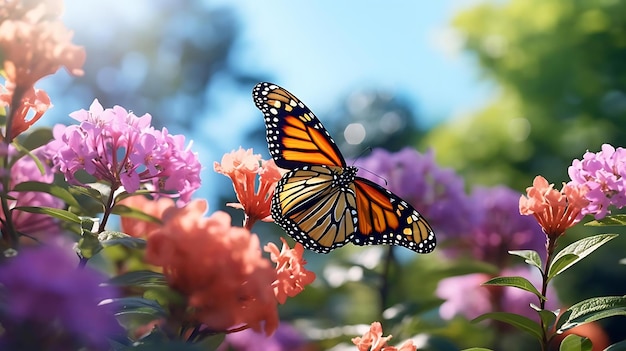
left=254, top=82, right=436, bottom=254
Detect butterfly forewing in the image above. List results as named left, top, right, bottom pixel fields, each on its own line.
left=271, top=166, right=358, bottom=253
left=253, top=82, right=345, bottom=169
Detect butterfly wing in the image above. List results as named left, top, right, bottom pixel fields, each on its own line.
left=350, top=177, right=436, bottom=253
left=271, top=165, right=358, bottom=253
left=253, top=82, right=345, bottom=169
left=254, top=81, right=436, bottom=254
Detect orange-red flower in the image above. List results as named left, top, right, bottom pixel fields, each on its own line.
left=519, top=176, right=589, bottom=239
left=0, top=7, right=85, bottom=89
left=0, top=84, right=51, bottom=141
left=352, top=322, right=417, bottom=351
left=145, top=199, right=279, bottom=335
left=264, top=237, right=316, bottom=304
left=118, top=196, right=176, bottom=238
left=214, top=148, right=282, bottom=229
left=0, top=0, right=84, bottom=140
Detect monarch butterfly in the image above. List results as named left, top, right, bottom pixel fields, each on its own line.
left=253, top=82, right=436, bottom=254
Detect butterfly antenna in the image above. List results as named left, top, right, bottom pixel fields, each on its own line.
left=352, top=147, right=388, bottom=186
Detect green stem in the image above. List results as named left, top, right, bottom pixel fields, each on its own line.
left=539, top=236, right=558, bottom=351
left=379, top=245, right=395, bottom=316
left=98, top=184, right=118, bottom=233
left=1, top=144, right=17, bottom=249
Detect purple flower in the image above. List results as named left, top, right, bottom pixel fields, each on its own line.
left=217, top=323, right=308, bottom=351
left=0, top=244, right=122, bottom=350
left=352, top=147, right=475, bottom=241
left=0, top=146, right=63, bottom=240
left=436, top=265, right=559, bottom=322
left=568, top=143, right=626, bottom=219
left=44, top=99, right=201, bottom=205
left=452, top=186, right=547, bottom=265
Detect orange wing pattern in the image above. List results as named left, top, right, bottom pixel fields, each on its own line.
left=254, top=82, right=436, bottom=254
left=352, top=178, right=435, bottom=253
left=253, top=82, right=345, bottom=169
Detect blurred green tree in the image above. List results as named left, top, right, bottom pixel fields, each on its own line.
left=425, top=0, right=626, bottom=189
left=53, top=1, right=262, bottom=132
left=423, top=0, right=626, bottom=344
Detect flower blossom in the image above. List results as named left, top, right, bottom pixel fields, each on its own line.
left=214, top=147, right=282, bottom=228
left=0, top=146, right=63, bottom=242
left=45, top=99, right=201, bottom=205
left=352, top=322, right=417, bottom=351
left=119, top=195, right=176, bottom=238
left=0, top=1, right=84, bottom=89
left=353, top=147, right=475, bottom=241
left=519, top=176, right=588, bottom=239
left=0, top=0, right=83, bottom=140
left=568, top=144, right=626, bottom=219
left=0, top=84, right=52, bottom=141
left=145, top=199, right=279, bottom=335
left=447, top=186, right=546, bottom=264
left=264, top=237, right=316, bottom=304
left=217, top=323, right=309, bottom=351
left=0, top=243, right=121, bottom=350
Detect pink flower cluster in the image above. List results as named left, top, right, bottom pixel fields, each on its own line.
left=568, top=144, right=626, bottom=219
left=45, top=99, right=201, bottom=204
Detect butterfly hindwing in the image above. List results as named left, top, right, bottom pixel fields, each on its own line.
left=351, top=177, right=436, bottom=253
left=253, top=82, right=345, bottom=169
left=271, top=165, right=358, bottom=253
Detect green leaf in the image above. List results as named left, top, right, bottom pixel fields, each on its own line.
left=114, top=190, right=158, bottom=203
left=461, top=349, right=494, bottom=351
left=585, top=214, right=626, bottom=226
left=98, top=230, right=146, bottom=249
left=548, top=234, right=618, bottom=279
left=509, top=250, right=543, bottom=271
left=112, top=204, right=162, bottom=224
left=77, top=231, right=103, bottom=259
left=13, top=181, right=81, bottom=209
left=13, top=206, right=81, bottom=224
left=559, top=334, right=593, bottom=351
left=87, top=182, right=112, bottom=200
left=11, top=141, right=45, bottom=175
left=548, top=253, right=579, bottom=280
left=20, top=128, right=53, bottom=150
left=0, top=192, right=17, bottom=201
left=604, top=339, right=626, bottom=351
left=80, top=217, right=97, bottom=231
left=537, top=308, right=559, bottom=330
left=558, top=295, right=626, bottom=332
left=107, top=270, right=167, bottom=288
left=482, top=276, right=544, bottom=300
left=107, top=297, right=167, bottom=317
left=69, top=185, right=105, bottom=204
left=472, top=312, right=543, bottom=340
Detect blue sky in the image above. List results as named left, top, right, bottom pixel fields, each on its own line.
left=225, top=0, right=492, bottom=121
